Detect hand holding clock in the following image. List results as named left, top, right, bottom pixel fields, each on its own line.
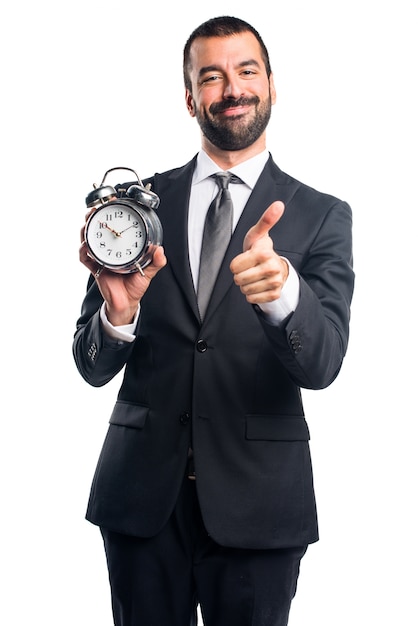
left=80, top=217, right=167, bottom=327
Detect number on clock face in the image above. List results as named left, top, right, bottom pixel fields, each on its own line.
left=86, top=204, right=147, bottom=268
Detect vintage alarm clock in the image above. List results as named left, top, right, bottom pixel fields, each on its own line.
left=84, top=167, right=163, bottom=274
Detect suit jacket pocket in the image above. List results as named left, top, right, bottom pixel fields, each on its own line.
left=109, top=401, right=149, bottom=429
left=246, top=415, right=310, bottom=441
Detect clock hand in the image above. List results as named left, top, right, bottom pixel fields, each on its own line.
left=99, top=221, right=121, bottom=237
left=118, top=225, right=135, bottom=235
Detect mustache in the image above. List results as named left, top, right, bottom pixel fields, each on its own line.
left=209, top=96, right=260, bottom=115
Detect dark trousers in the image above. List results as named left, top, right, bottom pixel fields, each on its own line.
left=100, top=477, right=307, bottom=626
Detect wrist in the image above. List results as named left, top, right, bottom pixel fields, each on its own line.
left=105, top=304, right=138, bottom=327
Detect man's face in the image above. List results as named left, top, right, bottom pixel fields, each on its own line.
left=185, top=31, right=276, bottom=152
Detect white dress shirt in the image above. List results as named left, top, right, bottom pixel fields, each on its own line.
left=101, top=149, right=300, bottom=342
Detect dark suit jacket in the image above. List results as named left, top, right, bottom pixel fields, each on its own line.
left=73, top=154, right=354, bottom=549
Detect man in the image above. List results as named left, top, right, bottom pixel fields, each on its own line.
left=74, top=15, right=354, bottom=626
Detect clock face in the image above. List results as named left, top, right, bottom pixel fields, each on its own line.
left=85, top=202, right=147, bottom=271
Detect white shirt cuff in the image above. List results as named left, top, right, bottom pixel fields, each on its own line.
left=257, top=259, right=300, bottom=325
left=99, top=302, right=140, bottom=343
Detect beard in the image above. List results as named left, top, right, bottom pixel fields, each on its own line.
left=194, top=94, right=272, bottom=151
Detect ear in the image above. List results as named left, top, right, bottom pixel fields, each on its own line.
left=185, top=89, right=196, bottom=117
left=269, top=73, right=277, bottom=105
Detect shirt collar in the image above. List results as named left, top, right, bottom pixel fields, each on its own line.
left=193, top=149, right=269, bottom=189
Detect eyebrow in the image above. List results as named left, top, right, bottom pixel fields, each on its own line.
left=198, top=58, right=261, bottom=79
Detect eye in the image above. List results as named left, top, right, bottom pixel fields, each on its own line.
left=201, top=74, right=222, bottom=85
left=240, top=69, right=258, bottom=78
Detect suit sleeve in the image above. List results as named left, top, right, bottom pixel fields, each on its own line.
left=72, top=276, right=136, bottom=387
left=259, top=199, right=354, bottom=390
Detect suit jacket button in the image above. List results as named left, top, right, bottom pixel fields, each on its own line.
left=196, top=339, right=208, bottom=353
left=179, top=412, right=190, bottom=425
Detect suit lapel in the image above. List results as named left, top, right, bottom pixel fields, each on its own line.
left=152, top=157, right=201, bottom=321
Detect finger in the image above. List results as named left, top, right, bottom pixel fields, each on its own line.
left=144, top=246, right=167, bottom=278
left=152, top=246, right=167, bottom=269
left=79, top=241, right=97, bottom=272
left=84, top=206, right=97, bottom=222
left=244, top=201, right=285, bottom=252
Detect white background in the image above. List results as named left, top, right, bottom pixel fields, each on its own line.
left=1, top=1, right=416, bottom=624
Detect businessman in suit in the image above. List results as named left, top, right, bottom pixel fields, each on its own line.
left=74, top=15, right=354, bottom=626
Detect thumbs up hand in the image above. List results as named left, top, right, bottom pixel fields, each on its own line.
left=230, top=201, right=288, bottom=305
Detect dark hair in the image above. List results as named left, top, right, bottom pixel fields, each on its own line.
left=183, top=16, right=272, bottom=91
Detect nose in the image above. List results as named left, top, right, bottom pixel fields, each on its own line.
left=223, top=74, right=243, bottom=99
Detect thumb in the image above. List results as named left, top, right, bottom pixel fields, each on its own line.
left=244, top=201, right=285, bottom=251
left=144, top=246, right=167, bottom=279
